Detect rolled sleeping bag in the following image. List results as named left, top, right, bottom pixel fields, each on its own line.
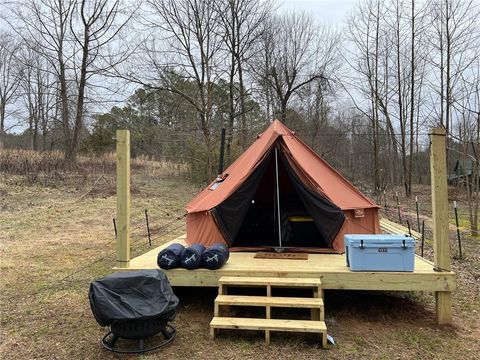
left=157, top=243, right=185, bottom=269
left=202, top=243, right=230, bottom=270
left=180, top=244, right=205, bottom=270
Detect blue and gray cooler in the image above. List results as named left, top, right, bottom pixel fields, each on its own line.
left=344, top=234, right=416, bottom=272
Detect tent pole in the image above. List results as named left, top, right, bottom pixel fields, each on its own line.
left=275, top=147, right=282, bottom=248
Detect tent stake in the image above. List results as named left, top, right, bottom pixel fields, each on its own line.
left=113, top=218, right=117, bottom=239
left=145, top=209, right=152, bottom=247
left=384, top=190, right=388, bottom=215
left=421, top=220, right=425, bottom=257
left=396, top=192, right=402, bottom=223
left=415, top=196, right=421, bottom=232
left=454, top=201, right=462, bottom=259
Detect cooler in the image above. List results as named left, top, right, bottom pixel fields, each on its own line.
left=344, top=234, right=416, bottom=272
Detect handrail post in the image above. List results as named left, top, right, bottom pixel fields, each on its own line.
left=116, top=130, right=131, bottom=268
left=429, top=127, right=452, bottom=325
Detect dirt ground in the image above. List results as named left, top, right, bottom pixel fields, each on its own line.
left=0, top=171, right=479, bottom=360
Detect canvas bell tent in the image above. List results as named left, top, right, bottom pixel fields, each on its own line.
left=185, top=120, right=380, bottom=253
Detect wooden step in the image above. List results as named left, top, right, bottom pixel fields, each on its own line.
left=210, top=317, right=327, bottom=332
left=218, top=276, right=321, bottom=287
left=210, top=317, right=328, bottom=347
left=215, top=295, right=324, bottom=309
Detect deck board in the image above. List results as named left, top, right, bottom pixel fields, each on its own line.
left=210, top=317, right=327, bottom=332
left=115, top=236, right=455, bottom=292
left=215, top=295, right=324, bottom=308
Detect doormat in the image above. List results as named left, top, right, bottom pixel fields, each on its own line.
left=254, top=252, right=309, bottom=260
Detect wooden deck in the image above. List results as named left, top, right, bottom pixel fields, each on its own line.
left=115, top=235, right=455, bottom=292
left=111, top=128, right=454, bottom=324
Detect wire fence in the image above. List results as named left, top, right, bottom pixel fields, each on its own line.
left=379, top=193, right=478, bottom=261
left=29, top=186, right=476, bottom=300
left=30, top=208, right=190, bottom=299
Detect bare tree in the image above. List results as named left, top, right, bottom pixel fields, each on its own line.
left=67, top=0, right=132, bottom=161
left=254, top=11, right=341, bottom=123
left=346, top=0, right=429, bottom=196
left=20, top=45, right=40, bottom=150
left=137, top=0, right=224, bottom=180
left=252, top=17, right=275, bottom=122
left=6, top=0, right=132, bottom=161
left=7, top=0, right=74, bottom=155
left=453, top=55, right=480, bottom=236
left=17, top=43, right=57, bottom=150
left=216, top=0, right=274, bottom=158
left=429, top=0, right=479, bottom=137
left=0, top=32, right=23, bottom=149
left=345, top=0, right=389, bottom=193
left=296, top=79, right=331, bottom=152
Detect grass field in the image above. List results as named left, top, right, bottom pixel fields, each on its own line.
left=1, top=163, right=479, bottom=359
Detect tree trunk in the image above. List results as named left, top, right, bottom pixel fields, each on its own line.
left=280, top=98, right=287, bottom=123
left=395, top=3, right=409, bottom=197
left=407, top=0, right=415, bottom=197
left=59, top=56, right=70, bottom=157
left=238, top=63, right=247, bottom=149
left=373, top=1, right=380, bottom=194
left=42, top=104, right=47, bottom=151
left=226, top=46, right=236, bottom=164
left=27, top=84, right=34, bottom=150
left=67, top=28, right=90, bottom=163
left=445, top=1, right=451, bottom=164
left=0, top=98, right=5, bottom=150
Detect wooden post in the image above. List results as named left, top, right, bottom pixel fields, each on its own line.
left=116, top=130, right=131, bottom=268
left=429, top=127, right=452, bottom=325
left=265, top=285, right=271, bottom=344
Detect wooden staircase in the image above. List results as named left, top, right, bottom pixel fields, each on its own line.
left=210, top=276, right=328, bottom=347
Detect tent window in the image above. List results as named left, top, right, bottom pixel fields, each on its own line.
left=209, top=182, right=221, bottom=191
left=209, top=174, right=228, bottom=191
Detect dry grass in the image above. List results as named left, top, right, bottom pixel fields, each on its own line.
left=0, top=172, right=479, bottom=359
left=0, top=149, right=188, bottom=188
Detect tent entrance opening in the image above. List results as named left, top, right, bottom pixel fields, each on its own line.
left=232, top=148, right=328, bottom=249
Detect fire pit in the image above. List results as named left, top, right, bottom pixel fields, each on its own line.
left=89, top=270, right=178, bottom=353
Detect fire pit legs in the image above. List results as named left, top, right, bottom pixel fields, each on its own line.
left=101, top=324, right=176, bottom=354
left=103, top=333, right=118, bottom=348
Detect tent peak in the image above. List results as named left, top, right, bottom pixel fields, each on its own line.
left=259, top=119, right=295, bottom=139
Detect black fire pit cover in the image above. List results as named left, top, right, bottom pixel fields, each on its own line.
left=89, top=270, right=179, bottom=327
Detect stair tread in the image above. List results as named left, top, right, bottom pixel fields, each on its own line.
left=210, top=317, right=327, bottom=332
left=218, top=276, right=322, bottom=287
left=215, top=295, right=324, bottom=308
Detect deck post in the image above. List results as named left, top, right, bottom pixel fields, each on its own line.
left=429, top=127, right=452, bottom=325
left=116, top=130, right=131, bottom=268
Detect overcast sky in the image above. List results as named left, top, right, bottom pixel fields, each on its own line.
left=281, top=0, right=355, bottom=25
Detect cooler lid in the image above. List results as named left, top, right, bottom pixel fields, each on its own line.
left=344, top=234, right=415, bottom=248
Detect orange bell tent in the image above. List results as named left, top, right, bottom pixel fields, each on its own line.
left=185, top=120, right=380, bottom=253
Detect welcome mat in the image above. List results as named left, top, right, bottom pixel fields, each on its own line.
left=254, top=252, right=309, bottom=260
